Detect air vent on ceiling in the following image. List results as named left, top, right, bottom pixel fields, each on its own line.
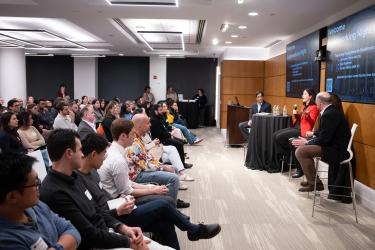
left=106, top=0, right=177, bottom=6
left=112, top=18, right=142, bottom=43
left=264, top=40, right=282, bottom=48
left=196, top=20, right=206, bottom=44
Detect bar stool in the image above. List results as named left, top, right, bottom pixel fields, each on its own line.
left=312, top=123, right=358, bottom=223
left=280, top=138, right=297, bottom=181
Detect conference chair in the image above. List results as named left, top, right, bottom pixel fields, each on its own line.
left=312, top=123, right=359, bottom=223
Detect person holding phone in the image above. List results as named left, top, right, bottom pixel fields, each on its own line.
left=273, top=88, right=319, bottom=178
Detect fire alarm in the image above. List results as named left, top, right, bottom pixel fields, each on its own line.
left=153, top=75, right=157, bottom=79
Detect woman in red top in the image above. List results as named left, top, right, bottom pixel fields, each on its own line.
left=273, top=88, right=319, bottom=178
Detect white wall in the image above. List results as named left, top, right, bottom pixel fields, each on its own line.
left=0, top=48, right=26, bottom=102
left=222, top=47, right=269, bottom=61
left=74, top=57, right=98, bottom=99
left=149, top=56, right=167, bottom=102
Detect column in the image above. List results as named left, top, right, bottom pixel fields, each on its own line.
left=0, top=48, right=27, bottom=102
left=149, top=56, right=167, bottom=102
left=74, top=57, right=98, bottom=99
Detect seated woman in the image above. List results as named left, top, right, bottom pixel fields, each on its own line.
left=102, top=101, right=120, bottom=142
left=273, top=88, right=319, bottom=178
left=0, top=112, right=26, bottom=154
left=17, top=111, right=46, bottom=151
left=92, top=98, right=104, bottom=125
left=161, top=102, right=203, bottom=145
left=120, top=100, right=133, bottom=120
left=169, top=100, right=188, bottom=127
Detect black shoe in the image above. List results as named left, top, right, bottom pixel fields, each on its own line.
left=292, top=169, right=304, bottom=178
left=188, top=223, right=221, bottom=241
left=184, top=163, right=193, bottom=169
left=177, top=199, right=190, bottom=209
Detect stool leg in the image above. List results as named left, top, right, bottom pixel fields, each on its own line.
left=288, top=150, right=293, bottom=181
left=280, top=155, right=285, bottom=174
left=349, top=162, right=358, bottom=223
left=312, top=159, right=319, bottom=218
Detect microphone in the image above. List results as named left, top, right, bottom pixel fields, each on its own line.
left=293, top=104, right=298, bottom=110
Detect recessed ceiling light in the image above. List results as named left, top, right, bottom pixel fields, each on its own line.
left=238, top=25, right=247, bottom=29
left=225, top=41, right=232, bottom=44
left=231, top=35, right=239, bottom=38
left=212, top=38, right=219, bottom=45
left=248, top=12, right=259, bottom=16
left=119, top=53, right=124, bottom=56
left=237, top=0, right=244, bottom=4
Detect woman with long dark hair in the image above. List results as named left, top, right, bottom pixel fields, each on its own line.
left=92, top=98, right=104, bottom=124
left=17, top=111, right=45, bottom=151
left=56, top=84, right=67, bottom=98
left=102, top=101, right=119, bottom=142
left=192, top=88, right=207, bottom=127
left=273, top=88, right=319, bottom=178
left=0, top=112, right=26, bottom=153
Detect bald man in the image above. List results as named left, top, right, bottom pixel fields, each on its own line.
left=292, top=92, right=351, bottom=192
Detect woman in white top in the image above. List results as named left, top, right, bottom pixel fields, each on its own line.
left=17, top=111, right=45, bottom=151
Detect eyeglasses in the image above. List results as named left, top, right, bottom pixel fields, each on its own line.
left=23, top=178, right=41, bottom=190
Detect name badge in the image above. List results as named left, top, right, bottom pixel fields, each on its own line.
left=98, top=182, right=103, bottom=189
left=31, top=237, right=48, bottom=250
left=85, top=190, right=92, bottom=200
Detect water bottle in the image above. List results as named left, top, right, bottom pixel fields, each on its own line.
left=275, top=105, right=279, bottom=116
left=273, top=105, right=276, bottom=115
left=283, top=105, right=287, bottom=116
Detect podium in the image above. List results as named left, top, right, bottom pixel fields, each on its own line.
left=226, top=105, right=251, bottom=145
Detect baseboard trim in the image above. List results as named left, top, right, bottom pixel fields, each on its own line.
left=354, top=180, right=375, bottom=213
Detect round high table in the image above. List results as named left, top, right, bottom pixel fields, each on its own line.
left=245, top=114, right=292, bottom=172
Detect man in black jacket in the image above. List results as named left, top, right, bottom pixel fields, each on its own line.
left=40, top=129, right=150, bottom=250
left=292, top=92, right=351, bottom=192
left=238, top=91, right=272, bottom=140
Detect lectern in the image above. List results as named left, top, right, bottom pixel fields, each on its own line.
left=226, top=105, right=251, bottom=145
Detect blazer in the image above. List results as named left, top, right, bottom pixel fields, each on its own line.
left=249, top=101, right=272, bottom=118
left=77, top=120, right=96, bottom=141
left=307, top=105, right=351, bottom=164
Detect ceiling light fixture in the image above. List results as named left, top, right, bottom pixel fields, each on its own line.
left=71, top=54, right=106, bottom=57
left=212, top=38, right=219, bottom=45
left=105, top=0, right=178, bottom=7
left=238, top=25, right=247, bottom=29
left=220, top=24, right=229, bottom=32
left=119, top=53, right=124, bottom=56
left=25, top=53, right=54, bottom=56
left=231, top=34, right=239, bottom=38
left=225, top=41, right=232, bottom=44
left=180, top=33, right=185, bottom=51
left=248, top=12, right=259, bottom=16
left=237, top=0, right=244, bottom=4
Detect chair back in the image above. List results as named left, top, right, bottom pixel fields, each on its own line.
left=341, top=123, right=358, bottom=165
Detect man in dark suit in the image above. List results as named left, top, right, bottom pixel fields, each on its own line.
left=238, top=91, right=272, bottom=140
left=77, top=105, right=97, bottom=140
left=292, top=92, right=351, bottom=192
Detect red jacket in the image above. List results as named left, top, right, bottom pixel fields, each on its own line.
left=293, top=104, right=319, bottom=137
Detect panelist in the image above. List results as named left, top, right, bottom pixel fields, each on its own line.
left=238, top=91, right=271, bottom=140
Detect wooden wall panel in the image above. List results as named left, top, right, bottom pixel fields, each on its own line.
left=264, top=75, right=286, bottom=97
left=221, top=60, right=264, bottom=78
left=221, top=77, right=264, bottom=95
left=221, top=94, right=254, bottom=112
left=353, top=142, right=375, bottom=190
left=265, top=54, right=286, bottom=77
left=221, top=111, right=227, bottom=129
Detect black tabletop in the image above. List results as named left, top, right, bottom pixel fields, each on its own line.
left=245, top=114, right=292, bottom=172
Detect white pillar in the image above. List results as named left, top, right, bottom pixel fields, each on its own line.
left=74, top=57, right=98, bottom=100
left=0, top=48, right=26, bottom=102
left=149, top=56, right=167, bottom=102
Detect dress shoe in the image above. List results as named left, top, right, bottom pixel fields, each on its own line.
left=298, top=182, right=324, bottom=192
left=292, top=169, right=304, bottom=178
left=177, top=199, right=190, bottom=208
left=177, top=210, right=190, bottom=220
left=184, top=163, right=193, bottom=169
left=188, top=223, right=221, bottom=241
left=300, top=181, right=309, bottom=187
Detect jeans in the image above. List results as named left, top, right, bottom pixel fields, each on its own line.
left=135, top=171, right=179, bottom=202
left=161, top=138, right=185, bottom=164
left=172, top=123, right=196, bottom=144
left=238, top=121, right=250, bottom=140
left=161, top=145, right=184, bottom=173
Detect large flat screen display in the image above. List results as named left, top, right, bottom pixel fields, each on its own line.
left=326, top=5, right=375, bottom=104
left=286, top=31, right=320, bottom=98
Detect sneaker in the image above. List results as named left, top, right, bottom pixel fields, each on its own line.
left=179, top=183, right=188, bottom=190
left=184, top=163, right=193, bottom=169
left=177, top=199, right=190, bottom=208
left=179, top=174, right=195, bottom=181
left=188, top=223, right=221, bottom=241
left=193, top=138, right=204, bottom=145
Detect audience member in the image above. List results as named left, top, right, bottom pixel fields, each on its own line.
left=69, top=101, right=81, bottom=126
left=120, top=100, right=133, bottom=120
left=17, top=111, right=46, bottom=151
left=292, top=92, right=351, bottom=193
left=192, top=88, right=208, bottom=127
left=0, top=97, right=5, bottom=113
left=143, top=86, right=155, bottom=106
left=37, top=99, right=54, bottom=130
left=238, top=91, right=272, bottom=140
left=0, top=153, right=81, bottom=249
left=53, top=102, right=78, bottom=131
left=56, top=84, right=67, bottom=98
left=27, top=96, right=34, bottom=105
left=0, top=112, right=26, bottom=154
left=169, top=101, right=187, bottom=127
left=92, top=98, right=104, bottom=124
left=166, top=87, right=177, bottom=101
left=80, top=95, right=89, bottom=110
left=7, top=98, right=21, bottom=114
left=77, top=105, right=97, bottom=140
left=273, top=88, right=319, bottom=177
left=41, top=129, right=153, bottom=250
left=102, top=101, right=119, bottom=142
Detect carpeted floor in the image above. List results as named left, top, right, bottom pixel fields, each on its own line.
left=175, top=127, right=375, bottom=250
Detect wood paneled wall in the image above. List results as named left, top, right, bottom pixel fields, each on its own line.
left=263, top=53, right=375, bottom=190
left=220, top=60, right=264, bottom=128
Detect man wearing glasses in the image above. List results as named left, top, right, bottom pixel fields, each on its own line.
left=0, top=153, right=81, bottom=249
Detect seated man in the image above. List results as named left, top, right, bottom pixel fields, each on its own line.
left=53, top=101, right=78, bottom=131
left=40, top=129, right=153, bottom=250
left=292, top=92, right=351, bottom=193
left=98, top=119, right=189, bottom=209
left=238, top=91, right=272, bottom=140
left=77, top=105, right=97, bottom=140
left=129, top=114, right=191, bottom=192
left=79, top=133, right=221, bottom=250
left=0, top=153, right=81, bottom=249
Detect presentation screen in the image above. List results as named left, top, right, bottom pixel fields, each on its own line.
left=325, top=5, right=375, bottom=104
left=286, top=31, right=320, bottom=98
